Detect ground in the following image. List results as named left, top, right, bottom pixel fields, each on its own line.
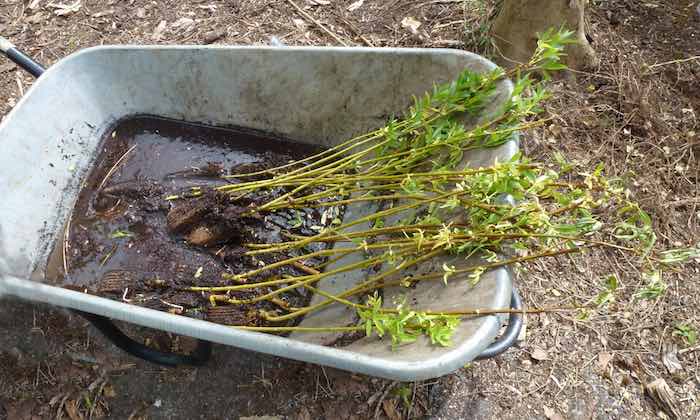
left=1, top=0, right=699, bottom=419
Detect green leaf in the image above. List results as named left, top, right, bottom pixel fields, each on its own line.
left=393, top=385, right=412, bottom=408
left=594, top=274, right=618, bottom=307
left=553, top=151, right=573, bottom=173
left=634, top=271, right=667, bottom=301
left=576, top=309, right=590, bottom=321
left=290, top=211, right=304, bottom=228
left=673, top=324, right=698, bottom=346
left=658, top=246, right=700, bottom=265
left=356, top=296, right=459, bottom=349
left=373, top=218, right=385, bottom=229
left=439, top=196, right=460, bottom=211
left=111, top=230, right=133, bottom=239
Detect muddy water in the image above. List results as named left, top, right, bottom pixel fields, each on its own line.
left=47, top=116, right=324, bottom=324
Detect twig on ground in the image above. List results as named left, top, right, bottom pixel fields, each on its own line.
left=406, top=381, right=418, bottom=418
left=340, top=17, right=375, bottom=47
left=286, top=0, right=349, bottom=46
left=679, top=345, right=700, bottom=355
left=418, top=0, right=463, bottom=6
left=374, top=381, right=398, bottom=420
left=647, top=55, right=700, bottom=70
left=670, top=197, right=700, bottom=207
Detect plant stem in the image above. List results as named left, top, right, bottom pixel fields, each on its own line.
left=232, top=325, right=363, bottom=332
left=272, top=247, right=583, bottom=321
left=266, top=248, right=444, bottom=321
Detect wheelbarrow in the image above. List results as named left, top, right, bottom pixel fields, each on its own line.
left=0, top=36, right=522, bottom=381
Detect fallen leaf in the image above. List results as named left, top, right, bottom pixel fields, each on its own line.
left=517, top=315, right=528, bottom=341
left=645, top=378, right=682, bottom=419
left=171, top=17, right=195, bottom=30
left=49, top=394, right=65, bottom=406
left=203, top=29, right=226, bottom=44
left=25, top=12, right=45, bottom=24
left=366, top=389, right=383, bottom=407
left=598, top=351, right=614, bottom=371
left=102, top=384, right=117, bottom=398
left=382, top=399, right=401, bottom=420
left=432, top=39, right=462, bottom=47
left=91, top=8, right=114, bottom=18
left=49, top=0, right=82, bottom=16
left=661, top=341, right=682, bottom=375
left=111, top=363, right=135, bottom=372
left=5, top=400, right=38, bottom=420
left=530, top=346, right=548, bottom=361
left=296, top=407, right=312, bottom=420
left=152, top=20, right=167, bottom=41
left=400, top=16, right=422, bottom=34
left=293, top=18, right=307, bottom=30
left=0, top=63, right=16, bottom=74
left=347, top=0, right=364, bottom=11
left=543, top=405, right=564, bottom=420
left=64, top=399, right=83, bottom=420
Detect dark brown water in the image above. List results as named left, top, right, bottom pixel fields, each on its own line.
left=46, top=116, right=324, bottom=324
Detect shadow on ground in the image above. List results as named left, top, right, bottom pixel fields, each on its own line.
left=1, top=298, right=445, bottom=419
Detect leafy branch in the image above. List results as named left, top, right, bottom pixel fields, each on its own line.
left=166, top=28, right=699, bottom=348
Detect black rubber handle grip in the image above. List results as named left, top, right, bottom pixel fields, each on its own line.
left=4, top=47, right=45, bottom=78
left=75, top=311, right=213, bottom=367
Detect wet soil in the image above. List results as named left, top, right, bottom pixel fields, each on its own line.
left=48, top=116, right=332, bottom=328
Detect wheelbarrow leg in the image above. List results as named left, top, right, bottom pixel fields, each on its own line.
left=75, top=311, right=212, bottom=367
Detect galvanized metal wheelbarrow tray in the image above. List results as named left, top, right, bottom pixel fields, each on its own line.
left=0, top=38, right=522, bottom=381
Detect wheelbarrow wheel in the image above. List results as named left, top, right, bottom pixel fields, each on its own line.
left=75, top=311, right=212, bottom=367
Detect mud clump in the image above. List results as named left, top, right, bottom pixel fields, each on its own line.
left=185, top=224, right=230, bottom=247
left=166, top=192, right=220, bottom=233
left=166, top=190, right=258, bottom=248
left=94, top=179, right=164, bottom=212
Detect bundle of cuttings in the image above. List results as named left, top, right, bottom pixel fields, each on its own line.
left=136, top=29, right=700, bottom=348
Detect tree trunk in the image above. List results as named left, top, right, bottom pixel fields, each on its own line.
left=491, top=0, right=597, bottom=70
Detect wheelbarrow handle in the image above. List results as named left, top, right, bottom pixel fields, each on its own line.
left=0, top=36, right=45, bottom=78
